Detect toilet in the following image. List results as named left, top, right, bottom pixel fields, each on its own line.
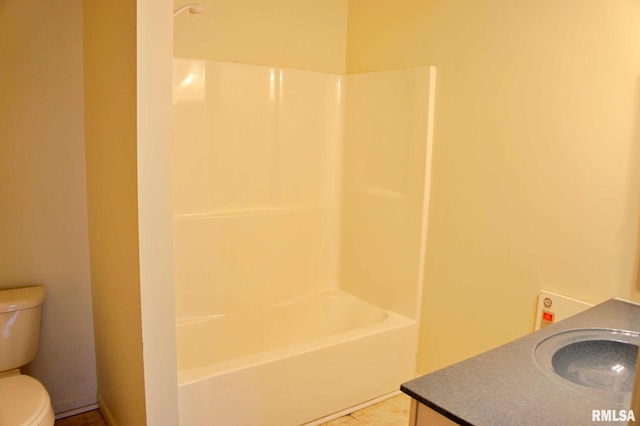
left=0, top=286, right=55, bottom=425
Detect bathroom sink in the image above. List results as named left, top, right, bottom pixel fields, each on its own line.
left=552, top=339, right=637, bottom=392
left=534, top=329, right=640, bottom=402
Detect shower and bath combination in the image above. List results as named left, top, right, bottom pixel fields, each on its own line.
left=172, top=59, right=436, bottom=425
left=171, top=8, right=437, bottom=424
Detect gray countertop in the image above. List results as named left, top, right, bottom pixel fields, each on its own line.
left=401, top=298, right=640, bottom=426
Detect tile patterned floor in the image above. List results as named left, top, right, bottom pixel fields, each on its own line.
left=54, top=393, right=410, bottom=426
left=322, top=394, right=411, bottom=426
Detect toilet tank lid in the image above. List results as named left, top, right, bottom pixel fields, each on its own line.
left=0, top=286, right=45, bottom=313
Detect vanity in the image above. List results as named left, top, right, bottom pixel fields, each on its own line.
left=401, top=299, right=640, bottom=425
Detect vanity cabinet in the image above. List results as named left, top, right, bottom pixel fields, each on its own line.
left=401, top=299, right=640, bottom=426
left=409, top=399, right=458, bottom=426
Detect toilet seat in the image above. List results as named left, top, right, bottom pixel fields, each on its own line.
left=0, top=375, right=54, bottom=425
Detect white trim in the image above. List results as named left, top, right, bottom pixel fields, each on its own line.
left=414, top=66, right=437, bottom=328
left=54, top=403, right=99, bottom=420
left=97, top=393, right=118, bottom=426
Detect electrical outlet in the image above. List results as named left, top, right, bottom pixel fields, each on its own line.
left=534, top=290, right=593, bottom=330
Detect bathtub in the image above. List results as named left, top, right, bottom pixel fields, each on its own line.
left=176, top=290, right=418, bottom=426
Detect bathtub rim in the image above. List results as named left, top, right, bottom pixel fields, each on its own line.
left=175, top=288, right=388, bottom=326
left=177, top=307, right=415, bottom=385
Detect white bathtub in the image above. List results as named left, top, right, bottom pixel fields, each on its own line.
left=176, top=290, right=417, bottom=426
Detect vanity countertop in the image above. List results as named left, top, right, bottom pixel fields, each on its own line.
left=401, top=298, right=640, bottom=425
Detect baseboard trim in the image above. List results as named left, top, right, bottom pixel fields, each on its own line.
left=98, top=393, right=118, bottom=426
left=52, top=392, right=98, bottom=419
left=55, top=403, right=99, bottom=420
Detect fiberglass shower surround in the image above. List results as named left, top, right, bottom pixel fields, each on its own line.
left=172, top=58, right=435, bottom=426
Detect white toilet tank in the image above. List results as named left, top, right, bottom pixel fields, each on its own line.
left=0, top=286, right=45, bottom=373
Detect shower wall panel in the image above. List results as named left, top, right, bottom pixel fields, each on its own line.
left=340, top=67, right=435, bottom=320
left=172, top=59, right=342, bottom=317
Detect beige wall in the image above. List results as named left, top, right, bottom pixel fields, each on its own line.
left=347, top=0, right=640, bottom=373
left=84, top=0, right=179, bottom=423
left=173, top=0, right=348, bottom=73
left=83, top=1, right=146, bottom=424
left=0, top=0, right=97, bottom=415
